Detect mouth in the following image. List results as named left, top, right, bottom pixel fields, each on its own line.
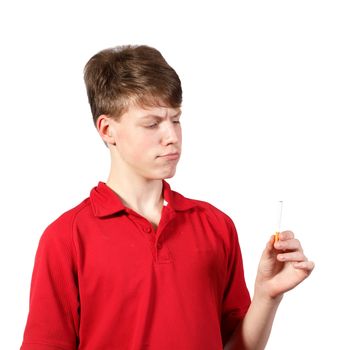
left=157, top=152, right=180, bottom=160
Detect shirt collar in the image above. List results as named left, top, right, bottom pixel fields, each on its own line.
left=90, top=180, right=197, bottom=218
left=162, top=180, right=197, bottom=212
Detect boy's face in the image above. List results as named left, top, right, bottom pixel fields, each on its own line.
left=107, top=104, right=182, bottom=180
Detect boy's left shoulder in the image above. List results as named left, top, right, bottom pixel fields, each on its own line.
left=171, top=188, right=235, bottom=227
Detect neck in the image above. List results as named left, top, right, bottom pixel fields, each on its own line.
left=106, top=166, right=164, bottom=226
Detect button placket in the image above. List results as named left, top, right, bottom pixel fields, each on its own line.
left=127, top=213, right=156, bottom=251
left=143, top=226, right=152, bottom=234
left=155, top=229, right=174, bottom=264
left=127, top=205, right=175, bottom=264
left=154, top=208, right=177, bottom=263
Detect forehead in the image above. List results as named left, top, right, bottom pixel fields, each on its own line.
left=125, top=104, right=181, bottom=119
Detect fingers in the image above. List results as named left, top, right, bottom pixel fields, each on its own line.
left=276, top=230, right=294, bottom=241
left=274, top=230, right=303, bottom=261
left=274, top=230, right=302, bottom=251
left=276, top=251, right=305, bottom=262
left=272, top=230, right=315, bottom=273
left=274, top=237, right=302, bottom=252
left=265, top=232, right=300, bottom=256
left=293, top=260, right=315, bottom=273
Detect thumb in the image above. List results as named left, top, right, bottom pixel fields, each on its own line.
left=262, top=235, right=276, bottom=258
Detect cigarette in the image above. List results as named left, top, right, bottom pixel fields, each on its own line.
left=275, top=201, right=283, bottom=243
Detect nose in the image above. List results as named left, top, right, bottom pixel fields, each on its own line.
left=161, top=121, right=181, bottom=145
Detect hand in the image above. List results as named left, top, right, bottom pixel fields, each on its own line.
left=254, top=230, right=314, bottom=300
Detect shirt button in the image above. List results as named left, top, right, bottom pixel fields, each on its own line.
left=144, top=227, right=152, bottom=233
left=157, top=242, right=162, bottom=249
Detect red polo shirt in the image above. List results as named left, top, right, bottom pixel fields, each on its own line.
left=21, top=181, right=250, bottom=350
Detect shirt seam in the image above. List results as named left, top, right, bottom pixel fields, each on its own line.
left=69, top=200, right=92, bottom=252
left=70, top=200, right=90, bottom=335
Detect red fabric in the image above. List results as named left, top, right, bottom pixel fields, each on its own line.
left=21, top=181, right=250, bottom=350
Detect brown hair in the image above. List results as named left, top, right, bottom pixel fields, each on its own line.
left=84, top=45, right=182, bottom=125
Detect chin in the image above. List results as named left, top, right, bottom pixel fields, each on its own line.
left=163, top=166, right=178, bottom=179
left=162, top=173, right=176, bottom=180
left=149, top=168, right=177, bottom=180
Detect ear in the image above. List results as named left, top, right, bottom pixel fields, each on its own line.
left=96, top=115, right=116, bottom=145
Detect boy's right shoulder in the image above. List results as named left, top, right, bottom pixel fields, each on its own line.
left=42, top=197, right=92, bottom=241
left=41, top=181, right=124, bottom=241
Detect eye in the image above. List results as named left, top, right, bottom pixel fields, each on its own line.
left=145, top=122, right=159, bottom=129
left=173, top=120, right=181, bottom=124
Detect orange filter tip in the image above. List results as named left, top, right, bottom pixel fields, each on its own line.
left=274, top=232, right=280, bottom=242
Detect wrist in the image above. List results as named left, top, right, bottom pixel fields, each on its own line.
left=253, top=285, right=284, bottom=306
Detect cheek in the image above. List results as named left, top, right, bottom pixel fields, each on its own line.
left=136, top=135, right=156, bottom=150
left=127, top=135, right=157, bottom=161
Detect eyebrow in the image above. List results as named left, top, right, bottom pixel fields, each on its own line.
left=140, top=111, right=182, bottom=120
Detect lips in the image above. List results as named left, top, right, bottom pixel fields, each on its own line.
left=157, top=152, right=180, bottom=160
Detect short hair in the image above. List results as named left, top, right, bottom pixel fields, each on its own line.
left=84, top=45, right=182, bottom=125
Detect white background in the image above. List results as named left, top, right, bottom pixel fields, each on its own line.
left=1, top=0, right=349, bottom=349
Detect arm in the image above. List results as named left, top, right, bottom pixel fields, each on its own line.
left=21, top=220, right=80, bottom=350
left=225, top=231, right=314, bottom=350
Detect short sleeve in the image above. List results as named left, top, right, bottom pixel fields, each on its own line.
left=220, top=218, right=251, bottom=345
left=21, top=216, right=80, bottom=350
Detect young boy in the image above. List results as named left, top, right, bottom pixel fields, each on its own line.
left=20, top=45, right=314, bottom=350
